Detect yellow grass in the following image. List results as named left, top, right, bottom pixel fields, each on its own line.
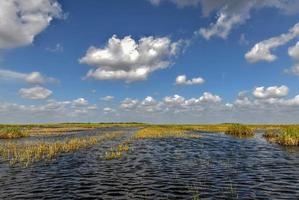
left=0, top=127, right=28, bottom=139
left=225, top=124, right=254, bottom=137
left=0, top=131, right=124, bottom=166
left=264, top=128, right=299, bottom=146
left=133, top=126, right=201, bottom=139
left=105, top=141, right=130, bottom=160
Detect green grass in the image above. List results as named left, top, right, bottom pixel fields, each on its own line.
left=0, top=127, right=28, bottom=139
left=264, top=128, right=299, bottom=146
left=225, top=124, right=254, bottom=137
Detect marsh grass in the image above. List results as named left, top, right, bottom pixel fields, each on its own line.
left=104, top=141, right=130, bottom=160
left=133, top=126, right=201, bottom=139
left=225, top=124, right=254, bottom=137
left=264, top=128, right=299, bottom=146
left=28, top=127, right=94, bottom=136
left=0, top=127, right=28, bottom=139
left=0, top=131, right=124, bottom=166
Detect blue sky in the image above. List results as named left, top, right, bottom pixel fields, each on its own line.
left=1, top=0, right=299, bottom=124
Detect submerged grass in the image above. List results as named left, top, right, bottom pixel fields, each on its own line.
left=264, top=128, right=299, bottom=146
left=133, top=126, right=201, bottom=139
left=225, top=124, right=254, bottom=137
left=0, top=131, right=124, bottom=166
left=0, top=127, right=28, bottom=139
left=104, top=141, right=130, bottom=160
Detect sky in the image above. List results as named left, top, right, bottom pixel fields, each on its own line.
left=1, top=0, right=299, bottom=124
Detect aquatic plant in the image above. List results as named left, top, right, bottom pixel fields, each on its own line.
left=104, top=141, right=130, bottom=160
left=133, top=126, right=200, bottom=139
left=0, top=127, right=28, bottom=139
left=225, top=124, right=254, bottom=137
left=0, top=131, right=124, bottom=166
left=264, top=127, right=299, bottom=146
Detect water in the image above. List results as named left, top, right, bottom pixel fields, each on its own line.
left=0, top=129, right=298, bottom=199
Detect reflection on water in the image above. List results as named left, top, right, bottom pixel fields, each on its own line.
left=0, top=130, right=298, bottom=199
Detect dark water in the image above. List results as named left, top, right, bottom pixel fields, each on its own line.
left=0, top=129, right=299, bottom=199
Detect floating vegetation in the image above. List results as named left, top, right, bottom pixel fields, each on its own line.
left=264, top=128, right=299, bottom=146
left=104, top=141, right=130, bottom=160
left=133, top=126, right=200, bottom=139
left=225, top=124, right=254, bottom=137
left=0, top=131, right=124, bottom=166
left=0, top=127, right=28, bottom=139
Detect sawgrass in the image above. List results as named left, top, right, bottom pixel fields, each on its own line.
left=0, top=127, right=28, bottom=139
left=225, top=124, right=254, bottom=137
left=133, top=126, right=200, bottom=139
left=0, top=131, right=124, bottom=166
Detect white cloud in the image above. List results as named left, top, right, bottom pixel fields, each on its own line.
left=198, top=1, right=299, bottom=40
left=79, top=35, right=182, bottom=82
left=175, top=74, right=204, bottom=85
left=103, top=107, right=115, bottom=114
left=3, top=85, right=299, bottom=123
left=252, top=85, right=289, bottom=99
left=0, top=69, right=58, bottom=84
left=199, top=92, right=221, bottom=103
left=101, top=96, right=114, bottom=101
left=245, top=22, right=299, bottom=63
left=149, top=1, right=299, bottom=40
left=73, top=98, right=89, bottom=106
left=284, top=41, right=299, bottom=76
left=284, top=63, right=299, bottom=76
left=19, top=86, right=52, bottom=100
left=0, top=0, right=63, bottom=49
left=288, top=41, right=299, bottom=59
left=120, top=98, right=139, bottom=110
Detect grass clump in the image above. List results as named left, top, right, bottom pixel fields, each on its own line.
left=133, top=126, right=200, bottom=139
left=104, top=141, right=130, bottom=160
left=264, top=127, right=299, bottom=146
left=225, top=124, right=254, bottom=137
left=0, top=131, right=124, bottom=166
left=0, top=127, right=28, bottom=139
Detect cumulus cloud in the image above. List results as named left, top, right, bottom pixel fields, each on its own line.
left=245, top=22, right=299, bottom=63
left=3, top=85, right=299, bottom=123
left=175, top=74, right=204, bottom=85
left=0, top=69, right=58, bottom=84
left=252, top=85, right=289, bottom=99
left=79, top=35, right=182, bottom=82
left=19, top=86, right=53, bottom=100
left=120, top=98, right=139, bottom=110
left=101, top=96, right=114, bottom=101
left=120, top=92, right=222, bottom=114
left=0, top=0, right=63, bottom=49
